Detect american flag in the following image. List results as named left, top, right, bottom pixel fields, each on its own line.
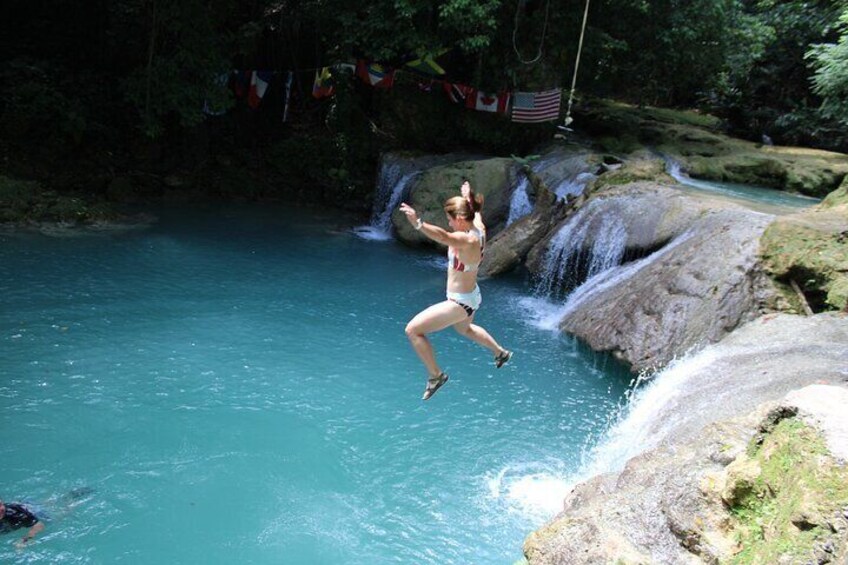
left=511, top=88, right=562, bottom=123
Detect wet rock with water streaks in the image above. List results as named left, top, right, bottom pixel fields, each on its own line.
left=525, top=315, right=848, bottom=563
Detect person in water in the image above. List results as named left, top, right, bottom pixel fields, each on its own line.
left=400, top=180, right=513, bottom=400
left=0, top=499, right=44, bottom=549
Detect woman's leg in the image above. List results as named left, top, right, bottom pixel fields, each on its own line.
left=405, top=301, right=469, bottom=376
left=453, top=314, right=507, bottom=356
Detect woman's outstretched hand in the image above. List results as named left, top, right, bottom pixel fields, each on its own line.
left=399, top=202, right=419, bottom=226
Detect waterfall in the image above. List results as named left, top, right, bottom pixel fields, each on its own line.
left=506, top=176, right=532, bottom=226
left=506, top=154, right=596, bottom=227
left=534, top=200, right=628, bottom=299
left=552, top=171, right=596, bottom=200
left=353, top=163, right=419, bottom=241
left=556, top=230, right=693, bottom=322
left=571, top=346, right=721, bottom=485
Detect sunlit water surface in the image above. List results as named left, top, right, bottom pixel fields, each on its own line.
left=0, top=204, right=631, bottom=564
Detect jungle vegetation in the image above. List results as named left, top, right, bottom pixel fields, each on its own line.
left=1, top=0, right=846, bottom=204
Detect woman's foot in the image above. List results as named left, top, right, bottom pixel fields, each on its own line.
left=494, top=349, right=513, bottom=368
left=422, top=372, right=449, bottom=401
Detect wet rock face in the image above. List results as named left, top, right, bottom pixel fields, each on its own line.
left=524, top=337, right=848, bottom=565
left=520, top=181, right=783, bottom=372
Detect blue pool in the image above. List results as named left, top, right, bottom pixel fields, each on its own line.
left=0, top=203, right=631, bottom=564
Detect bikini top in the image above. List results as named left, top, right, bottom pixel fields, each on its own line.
left=447, top=227, right=485, bottom=273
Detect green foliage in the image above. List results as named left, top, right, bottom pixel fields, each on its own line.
left=807, top=9, right=848, bottom=125
left=121, top=0, right=234, bottom=138
left=265, top=69, right=381, bottom=204
left=0, top=61, right=88, bottom=154
left=708, top=0, right=846, bottom=149
left=3, top=0, right=848, bottom=209
left=0, top=175, right=117, bottom=224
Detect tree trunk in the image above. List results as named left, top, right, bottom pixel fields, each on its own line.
left=144, top=0, right=158, bottom=126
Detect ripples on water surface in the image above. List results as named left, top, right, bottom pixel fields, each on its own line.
left=0, top=204, right=631, bottom=563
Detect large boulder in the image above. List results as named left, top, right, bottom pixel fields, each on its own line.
left=760, top=176, right=848, bottom=312
left=391, top=157, right=515, bottom=246
left=522, top=180, right=785, bottom=371
left=558, top=205, right=783, bottom=371
left=525, top=313, right=848, bottom=564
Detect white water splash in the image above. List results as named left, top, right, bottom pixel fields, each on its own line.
left=353, top=163, right=419, bottom=241
left=575, top=347, right=721, bottom=481
left=484, top=463, right=572, bottom=521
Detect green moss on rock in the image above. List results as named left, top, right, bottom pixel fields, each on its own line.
left=760, top=205, right=848, bottom=312
left=593, top=158, right=672, bottom=189
left=0, top=174, right=120, bottom=225
left=575, top=98, right=848, bottom=197
left=727, top=418, right=848, bottom=565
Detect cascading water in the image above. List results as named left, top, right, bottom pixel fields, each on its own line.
left=566, top=345, right=721, bottom=489
left=354, top=162, right=419, bottom=241
left=505, top=153, right=597, bottom=227
left=534, top=199, right=628, bottom=300
left=553, top=171, right=596, bottom=200
left=506, top=176, right=532, bottom=226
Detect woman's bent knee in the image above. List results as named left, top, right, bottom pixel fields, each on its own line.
left=405, top=323, right=420, bottom=338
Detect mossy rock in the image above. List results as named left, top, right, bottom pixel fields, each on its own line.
left=821, top=175, right=848, bottom=208
left=686, top=154, right=788, bottom=188
left=392, top=158, right=513, bottom=245
left=575, top=98, right=848, bottom=197
left=726, top=418, right=848, bottom=565
left=592, top=157, right=673, bottom=189
left=0, top=174, right=120, bottom=225
left=682, top=146, right=848, bottom=197
left=760, top=183, right=848, bottom=312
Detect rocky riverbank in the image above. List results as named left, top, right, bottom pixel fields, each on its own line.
left=383, top=129, right=847, bottom=562
left=523, top=313, right=848, bottom=564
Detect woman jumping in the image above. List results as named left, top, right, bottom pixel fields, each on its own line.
left=400, top=180, right=513, bottom=401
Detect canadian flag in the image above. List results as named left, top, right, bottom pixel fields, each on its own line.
left=470, top=90, right=510, bottom=114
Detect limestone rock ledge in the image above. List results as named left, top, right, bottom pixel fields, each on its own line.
left=525, top=180, right=788, bottom=372
left=523, top=313, right=848, bottom=565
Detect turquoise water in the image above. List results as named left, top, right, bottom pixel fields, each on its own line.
left=666, top=161, right=821, bottom=211
left=0, top=204, right=631, bottom=563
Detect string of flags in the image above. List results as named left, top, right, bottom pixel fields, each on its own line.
left=208, top=60, right=562, bottom=124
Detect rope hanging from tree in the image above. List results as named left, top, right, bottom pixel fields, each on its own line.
left=512, top=0, right=551, bottom=65
left=561, top=0, right=591, bottom=130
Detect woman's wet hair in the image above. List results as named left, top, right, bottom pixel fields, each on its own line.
left=444, top=190, right=484, bottom=220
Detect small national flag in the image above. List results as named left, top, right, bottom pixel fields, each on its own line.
left=355, top=60, right=396, bottom=88
left=471, top=90, right=510, bottom=114
left=312, top=67, right=335, bottom=99
left=403, top=48, right=448, bottom=76
left=248, top=71, right=273, bottom=109
left=443, top=82, right=474, bottom=105
left=511, top=88, right=562, bottom=123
